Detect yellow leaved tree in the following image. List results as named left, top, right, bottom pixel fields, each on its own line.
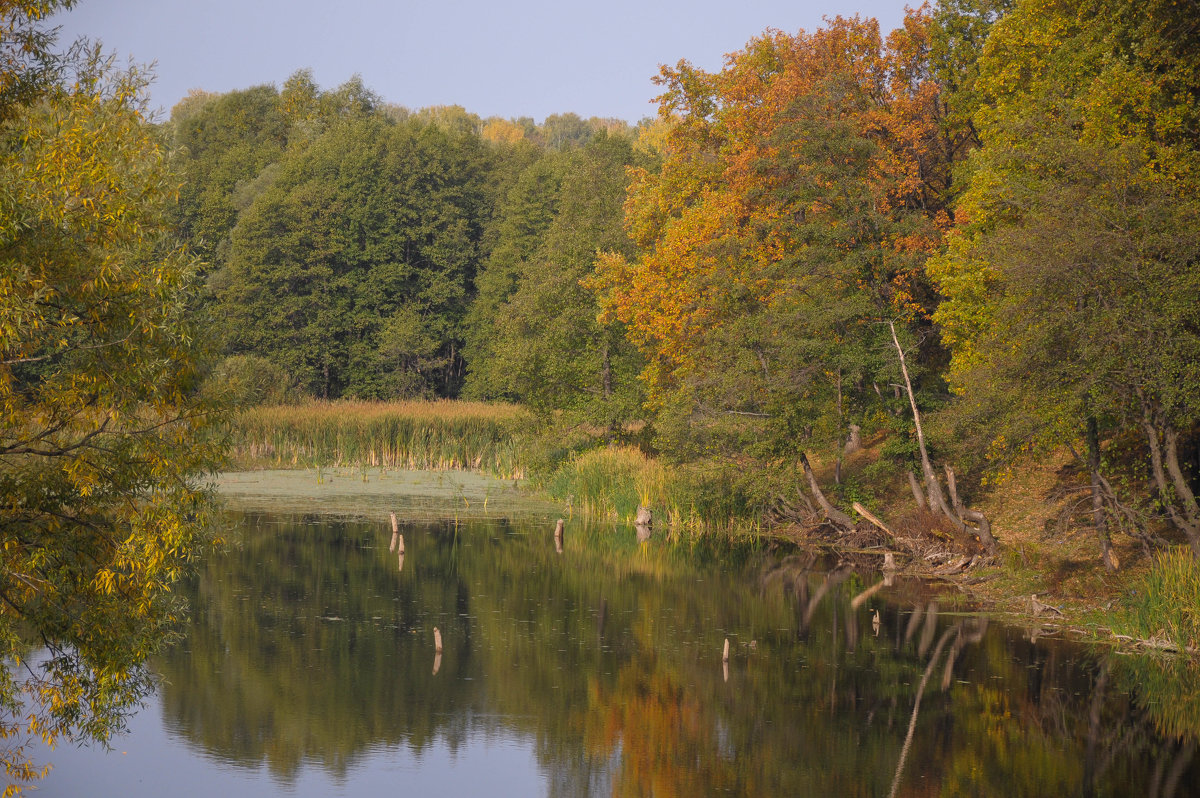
left=0, top=2, right=224, bottom=792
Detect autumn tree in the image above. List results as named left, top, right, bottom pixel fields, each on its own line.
left=593, top=13, right=963, bottom=513
left=928, top=0, right=1200, bottom=565
left=0, top=5, right=223, bottom=790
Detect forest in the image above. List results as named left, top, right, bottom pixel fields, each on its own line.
left=1, top=0, right=1200, bottom=785
left=179, top=0, right=1200, bottom=569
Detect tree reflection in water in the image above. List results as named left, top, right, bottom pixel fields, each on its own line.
left=153, top=513, right=1200, bottom=796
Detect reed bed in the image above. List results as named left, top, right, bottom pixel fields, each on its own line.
left=1114, top=546, right=1200, bottom=651
left=228, top=400, right=534, bottom=477
left=543, top=445, right=761, bottom=538
left=228, top=401, right=763, bottom=539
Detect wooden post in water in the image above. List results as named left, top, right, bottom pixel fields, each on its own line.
left=722, top=638, right=730, bottom=662
left=554, top=518, right=564, bottom=554
left=433, top=626, right=443, bottom=653
left=389, top=512, right=399, bottom=553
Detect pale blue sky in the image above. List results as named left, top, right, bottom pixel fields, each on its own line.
left=53, top=0, right=916, bottom=123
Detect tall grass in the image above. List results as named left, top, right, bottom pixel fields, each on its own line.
left=228, top=400, right=533, bottom=477
left=1114, top=546, right=1200, bottom=650
left=542, top=445, right=761, bottom=538
left=227, top=401, right=766, bottom=538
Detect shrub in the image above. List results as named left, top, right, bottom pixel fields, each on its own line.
left=204, top=355, right=294, bottom=407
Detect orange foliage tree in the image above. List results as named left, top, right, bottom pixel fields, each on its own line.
left=592, top=11, right=964, bottom=468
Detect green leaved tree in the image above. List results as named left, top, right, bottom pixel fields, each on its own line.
left=218, top=114, right=491, bottom=399
left=475, top=133, right=647, bottom=432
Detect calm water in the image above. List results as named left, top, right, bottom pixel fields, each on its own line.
left=30, top=472, right=1200, bottom=796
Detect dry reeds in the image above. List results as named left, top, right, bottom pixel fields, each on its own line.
left=227, top=399, right=533, bottom=477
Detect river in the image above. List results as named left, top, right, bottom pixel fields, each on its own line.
left=30, top=469, right=1200, bottom=796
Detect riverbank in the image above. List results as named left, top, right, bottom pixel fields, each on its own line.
left=772, top=445, right=1197, bottom=658
left=222, top=399, right=1198, bottom=658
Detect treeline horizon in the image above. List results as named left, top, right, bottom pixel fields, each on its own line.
left=173, top=70, right=653, bottom=406
left=174, top=0, right=1200, bottom=566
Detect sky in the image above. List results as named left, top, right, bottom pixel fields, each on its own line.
left=52, top=0, right=915, bottom=124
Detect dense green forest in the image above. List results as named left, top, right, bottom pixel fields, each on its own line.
left=175, top=75, right=648, bottom=406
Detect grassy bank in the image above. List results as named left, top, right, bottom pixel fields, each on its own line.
left=227, top=400, right=533, bottom=476
left=541, top=445, right=762, bottom=538
left=1106, top=547, right=1200, bottom=652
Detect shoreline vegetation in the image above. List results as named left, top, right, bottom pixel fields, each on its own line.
left=225, top=399, right=760, bottom=536
left=229, top=400, right=533, bottom=475
left=223, top=399, right=1200, bottom=660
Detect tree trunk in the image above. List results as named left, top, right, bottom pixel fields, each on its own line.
left=1142, top=405, right=1187, bottom=528
left=834, top=370, right=844, bottom=484
left=944, top=464, right=996, bottom=554
left=961, top=508, right=997, bottom=555
left=887, top=321, right=996, bottom=553
left=853, top=502, right=895, bottom=539
left=907, top=470, right=927, bottom=511
left=1164, top=425, right=1200, bottom=551
left=887, top=321, right=955, bottom=524
left=799, top=452, right=855, bottom=531
left=793, top=479, right=817, bottom=517
left=944, top=464, right=964, bottom=515
left=844, top=423, right=862, bottom=455
left=601, top=343, right=612, bottom=399
left=1139, top=398, right=1200, bottom=560
left=1086, top=416, right=1118, bottom=572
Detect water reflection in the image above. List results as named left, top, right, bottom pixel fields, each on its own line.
left=43, top=512, right=1200, bottom=796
